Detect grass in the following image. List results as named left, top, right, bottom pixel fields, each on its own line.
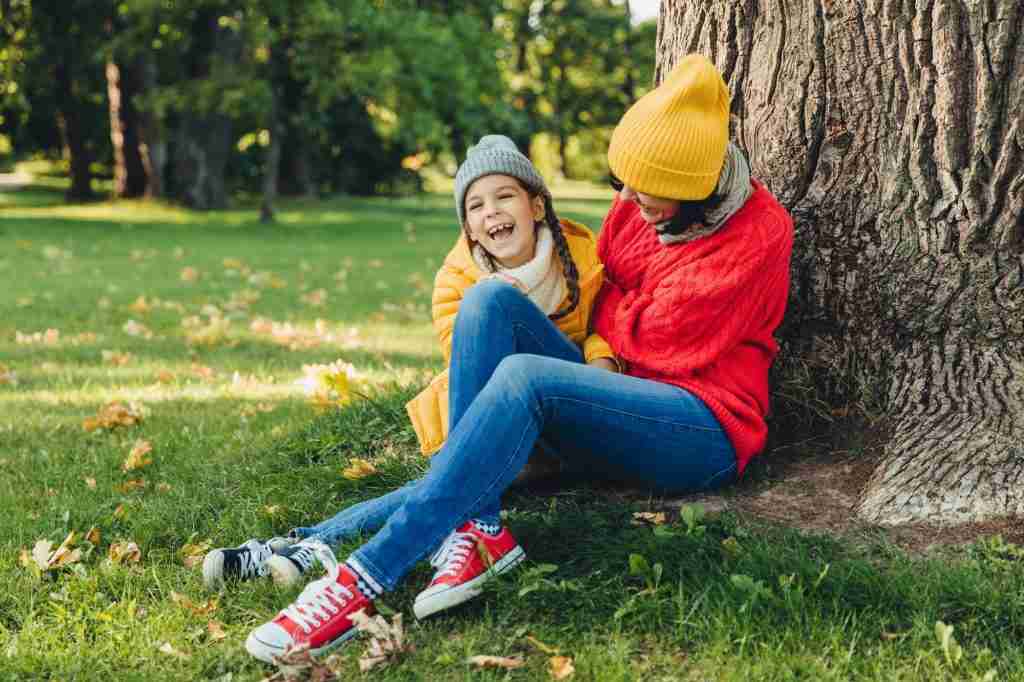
left=1, top=181, right=1022, bottom=681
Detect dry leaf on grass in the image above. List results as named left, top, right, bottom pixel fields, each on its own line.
left=85, top=526, right=101, bottom=545
left=180, top=266, right=200, bottom=282
left=117, top=479, right=147, bottom=493
left=157, top=641, right=190, bottom=660
left=467, top=655, right=525, bottom=670
left=84, top=477, right=97, bottom=490
left=549, top=656, right=575, bottom=679
left=122, top=439, right=153, bottom=471
left=102, top=349, right=134, bottom=366
left=180, top=539, right=213, bottom=569
left=0, top=364, right=18, bottom=386
left=108, top=540, right=142, bottom=564
left=122, top=319, right=153, bottom=339
left=266, top=644, right=338, bottom=682
left=19, top=532, right=82, bottom=573
left=631, top=511, right=668, bottom=526
left=526, top=635, right=559, bottom=655
left=341, top=458, right=377, bottom=481
left=156, top=369, right=176, bottom=384
left=82, top=401, right=145, bottom=432
left=350, top=609, right=414, bottom=672
left=128, top=296, right=151, bottom=314
left=298, top=360, right=358, bottom=410
left=113, top=503, right=128, bottom=520
left=206, top=620, right=227, bottom=642
left=191, top=363, right=216, bottom=380
left=170, top=591, right=219, bottom=616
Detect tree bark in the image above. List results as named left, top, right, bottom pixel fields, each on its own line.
left=54, top=62, right=94, bottom=201
left=659, top=0, right=1024, bottom=525
left=105, top=61, right=148, bottom=198
left=136, top=55, right=165, bottom=199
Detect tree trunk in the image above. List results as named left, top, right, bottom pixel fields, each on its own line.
left=136, top=55, right=165, bottom=199
left=659, top=0, right=1024, bottom=525
left=54, top=62, right=94, bottom=201
left=260, top=89, right=282, bottom=223
left=105, top=61, right=148, bottom=198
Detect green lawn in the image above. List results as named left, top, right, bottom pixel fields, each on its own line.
left=1, top=184, right=1021, bottom=681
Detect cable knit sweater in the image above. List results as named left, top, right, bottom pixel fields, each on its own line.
left=591, top=180, right=794, bottom=474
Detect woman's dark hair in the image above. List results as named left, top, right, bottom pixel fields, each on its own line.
left=462, top=180, right=581, bottom=321
left=659, top=191, right=728, bottom=237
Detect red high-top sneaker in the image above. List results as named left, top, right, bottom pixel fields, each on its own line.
left=245, top=542, right=374, bottom=663
left=413, top=520, right=525, bottom=620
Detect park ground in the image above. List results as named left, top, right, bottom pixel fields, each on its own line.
left=1, top=176, right=1022, bottom=681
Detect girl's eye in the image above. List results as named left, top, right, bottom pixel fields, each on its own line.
left=467, top=203, right=482, bottom=212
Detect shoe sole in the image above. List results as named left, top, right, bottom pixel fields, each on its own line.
left=413, top=545, right=525, bottom=620
left=245, top=623, right=360, bottom=663
left=201, top=550, right=225, bottom=590
left=265, top=555, right=302, bottom=587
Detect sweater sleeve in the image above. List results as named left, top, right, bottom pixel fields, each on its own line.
left=595, top=221, right=789, bottom=376
left=431, top=259, right=475, bottom=365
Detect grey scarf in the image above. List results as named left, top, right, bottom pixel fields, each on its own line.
left=657, top=142, right=753, bottom=245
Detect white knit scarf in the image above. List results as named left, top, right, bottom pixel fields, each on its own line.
left=472, top=225, right=566, bottom=315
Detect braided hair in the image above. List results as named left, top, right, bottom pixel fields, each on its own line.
left=461, top=181, right=581, bottom=322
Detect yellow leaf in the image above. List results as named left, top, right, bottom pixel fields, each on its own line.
left=179, top=266, right=199, bottom=282
left=156, top=370, right=176, bottom=384
left=170, top=591, right=219, bottom=616
left=84, top=477, right=97, bottom=490
left=206, top=620, right=227, bottom=642
left=0, top=364, right=17, bottom=386
left=117, top=479, right=147, bottom=493
left=85, top=526, right=101, bottom=545
left=83, top=401, right=145, bottom=432
left=128, top=296, right=151, bottom=314
left=122, top=439, right=154, bottom=472
left=156, top=482, right=172, bottom=492
left=549, top=656, right=575, bottom=679
left=180, top=539, right=213, bottom=569
left=108, top=541, right=142, bottom=564
left=113, top=504, right=127, bottom=519
left=467, top=655, right=525, bottom=670
left=631, top=511, right=667, bottom=526
left=342, top=458, right=377, bottom=481
left=191, top=363, right=216, bottom=380
left=526, top=635, right=559, bottom=655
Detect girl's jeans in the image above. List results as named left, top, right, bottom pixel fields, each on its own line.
left=291, top=280, right=737, bottom=591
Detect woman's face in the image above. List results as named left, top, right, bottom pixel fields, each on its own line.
left=464, top=174, right=545, bottom=268
left=618, top=183, right=680, bottom=225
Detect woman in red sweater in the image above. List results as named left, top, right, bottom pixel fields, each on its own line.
left=237, top=53, right=794, bottom=662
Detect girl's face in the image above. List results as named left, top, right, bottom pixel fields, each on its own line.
left=618, top=183, right=680, bottom=225
left=464, top=174, right=545, bottom=269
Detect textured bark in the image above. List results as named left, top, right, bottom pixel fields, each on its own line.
left=54, top=62, right=94, bottom=201
left=136, top=55, right=165, bottom=199
left=659, top=0, right=1024, bottom=525
left=105, top=61, right=148, bottom=198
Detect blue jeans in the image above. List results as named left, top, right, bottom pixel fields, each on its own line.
left=294, top=280, right=736, bottom=591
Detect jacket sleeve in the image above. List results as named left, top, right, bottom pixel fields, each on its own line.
left=432, top=260, right=475, bottom=364
left=594, top=220, right=791, bottom=375
left=582, top=333, right=615, bottom=363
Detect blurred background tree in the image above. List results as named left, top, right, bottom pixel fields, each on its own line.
left=0, top=0, right=656, bottom=215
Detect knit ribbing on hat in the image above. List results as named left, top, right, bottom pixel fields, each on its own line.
left=607, top=54, right=730, bottom=200
left=454, top=135, right=550, bottom=225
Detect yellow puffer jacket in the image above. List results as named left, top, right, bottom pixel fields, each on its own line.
left=406, top=218, right=613, bottom=455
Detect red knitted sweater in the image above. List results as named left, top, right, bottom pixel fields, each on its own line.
left=592, top=180, right=794, bottom=474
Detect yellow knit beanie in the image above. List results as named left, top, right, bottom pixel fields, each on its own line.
left=608, top=54, right=730, bottom=200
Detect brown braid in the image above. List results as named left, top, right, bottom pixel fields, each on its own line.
left=544, top=195, right=581, bottom=321
left=460, top=181, right=581, bottom=321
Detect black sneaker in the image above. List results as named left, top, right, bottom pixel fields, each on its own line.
left=265, top=540, right=322, bottom=586
left=202, top=537, right=290, bottom=589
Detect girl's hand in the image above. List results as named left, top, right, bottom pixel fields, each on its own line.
left=588, top=357, right=620, bottom=373
left=479, top=272, right=527, bottom=294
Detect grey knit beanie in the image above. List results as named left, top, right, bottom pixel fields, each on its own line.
left=454, top=135, right=550, bottom=224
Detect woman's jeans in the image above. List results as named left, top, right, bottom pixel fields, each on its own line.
left=291, top=280, right=736, bottom=592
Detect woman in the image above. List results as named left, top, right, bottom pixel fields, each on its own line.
left=234, top=53, right=793, bottom=663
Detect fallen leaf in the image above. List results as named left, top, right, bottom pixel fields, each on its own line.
left=206, top=620, right=227, bottom=642
left=467, top=655, right=525, bottom=670
left=0, top=364, right=18, bottom=386
left=22, top=532, right=83, bottom=573
left=128, top=296, right=151, bottom=314
left=631, top=511, right=668, bottom=526
left=156, top=369, right=176, bottom=384
left=342, top=458, right=377, bottom=481
left=301, top=288, right=328, bottom=307
left=180, top=539, right=213, bottom=569
left=122, top=439, right=154, bottom=472
left=102, top=349, right=134, bottom=366
left=156, top=482, right=172, bottom=492
left=83, top=401, right=145, bottom=432
left=351, top=610, right=413, bottom=672
left=179, top=266, right=200, bottom=282
left=549, top=655, right=575, bottom=679
left=85, top=526, right=101, bottom=545
left=117, top=479, right=147, bottom=493
left=191, top=363, right=216, bottom=380
left=368, top=259, right=383, bottom=268
left=170, top=591, right=219, bottom=616
left=266, top=644, right=337, bottom=681
left=263, top=504, right=282, bottom=516
left=108, top=540, right=142, bottom=564
left=113, top=503, right=127, bottom=519
left=157, top=641, right=190, bottom=660
left=84, top=477, right=97, bottom=490
left=298, top=360, right=358, bottom=410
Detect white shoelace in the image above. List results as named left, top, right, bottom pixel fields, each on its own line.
left=279, top=542, right=354, bottom=634
left=429, top=530, right=479, bottom=579
left=239, top=540, right=273, bottom=578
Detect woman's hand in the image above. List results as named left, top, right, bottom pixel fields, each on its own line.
left=479, top=272, right=527, bottom=294
left=588, top=357, right=619, bottom=373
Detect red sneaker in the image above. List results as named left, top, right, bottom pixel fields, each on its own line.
left=245, top=542, right=374, bottom=663
left=413, top=521, right=525, bottom=620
